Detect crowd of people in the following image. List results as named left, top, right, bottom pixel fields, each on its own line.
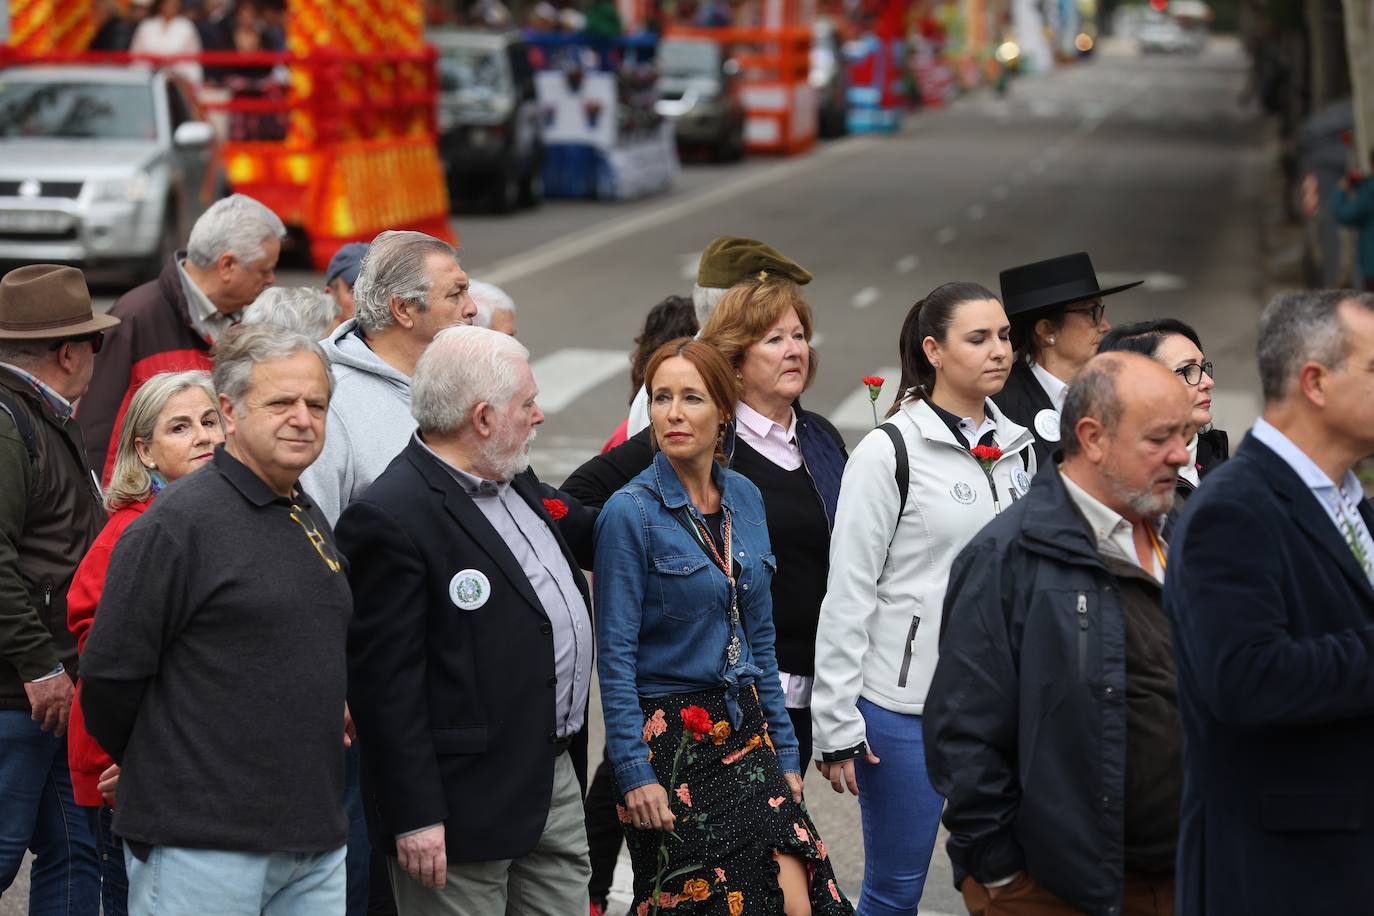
left=1, top=189, right=1372, bottom=916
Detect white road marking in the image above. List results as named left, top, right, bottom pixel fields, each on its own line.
left=811, top=331, right=826, bottom=347
left=679, top=251, right=701, bottom=281
left=473, top=136, right=883, bottom=285
left=967, top=203, right=987, bottom=221
left=895, top=254, right=920, bottom=274
left=530, top=348, right=629, bottom=414
left=851, top=287, right=880, bottom=309
left=831, top=366, right=903, bottom=429
left=935, top=226, right=958, bottom=245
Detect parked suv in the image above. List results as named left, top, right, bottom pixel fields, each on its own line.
left=0, top=65, right=219, bottom=280
left=430, top=29, right=544, bottom=213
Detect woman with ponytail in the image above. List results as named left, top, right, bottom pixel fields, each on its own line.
left=810, top=282, right=1036, bottom=915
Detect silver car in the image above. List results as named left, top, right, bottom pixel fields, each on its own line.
left=0, top=65, right=218, bottom=280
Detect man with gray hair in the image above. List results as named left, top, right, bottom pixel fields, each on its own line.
left=1166, top=290, right=1374, bottom=915
left=242, top=286, right=344, bottom=339
left=300, top=228, right=476, bottom=526
left=469, top=279, right=518, bottom=336
left=79, top=193, right=286, bottom=480
left=81, top=323, right=354, bottom=915
left=338, top=325, right=593, bottom=916
left=925, top=352, right=1194, bottom=916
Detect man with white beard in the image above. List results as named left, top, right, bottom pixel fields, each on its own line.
left=924, top=352, right=1194, bottom=916
left=336, top=325, right=595, bottom=916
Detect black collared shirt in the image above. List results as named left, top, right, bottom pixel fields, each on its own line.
left=79, top=445, right=352, bottom=854
left=926, top=401, right=998, bottom=450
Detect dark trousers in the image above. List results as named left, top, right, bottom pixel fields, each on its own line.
left=961, top=871, right=1175, bottom=916
left=787, top=705, right=813, bottom=770
left=584, top=749, right=622, bottom=904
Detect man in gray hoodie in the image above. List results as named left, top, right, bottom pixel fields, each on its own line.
left=302, top=229, right=477, bottom=526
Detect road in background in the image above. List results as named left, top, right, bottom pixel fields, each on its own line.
left=12, top=35, right=1267, bottom=915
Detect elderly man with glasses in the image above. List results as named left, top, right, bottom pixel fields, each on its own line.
left=81, top=324, right=355, bottom=916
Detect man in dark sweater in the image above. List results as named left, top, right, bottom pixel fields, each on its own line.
left=81, top=324, right=352, bottom=915
left=924, top=353, right=1194, bottom=916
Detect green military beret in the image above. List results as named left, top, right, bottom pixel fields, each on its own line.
left=696, top=236, right=813, bottom=290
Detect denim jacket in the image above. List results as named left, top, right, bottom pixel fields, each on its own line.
left=594, top=450, right=801, bottom=794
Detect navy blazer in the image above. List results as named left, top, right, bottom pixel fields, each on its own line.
left=1164, top=433, right=1374, bottom=916
left=337, top=438, right=592, bottom=862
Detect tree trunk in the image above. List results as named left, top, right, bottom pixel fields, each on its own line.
left=1341, top=0, right=1374, bottom=168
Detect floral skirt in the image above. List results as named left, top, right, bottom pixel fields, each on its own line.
left=618, top=685, right=854, bottom=915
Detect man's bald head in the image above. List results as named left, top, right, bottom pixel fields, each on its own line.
left=1060, top=352, right=1194, bottom=519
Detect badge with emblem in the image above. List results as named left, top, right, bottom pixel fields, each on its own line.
left=449, top=569, right=491, bottom=610
left=1013, top=469, right=1033, bottom=496
left=950, top=481, right=976, bottom=505
left=1034, top=408, right=1061, bottom=442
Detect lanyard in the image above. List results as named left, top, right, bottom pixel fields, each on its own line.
left=1143, top=520, right=1167, bottom=575
left=681, top=507, right=743, bottom=667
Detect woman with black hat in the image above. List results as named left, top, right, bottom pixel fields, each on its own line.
left=993, top=252, right=1140, bottom=465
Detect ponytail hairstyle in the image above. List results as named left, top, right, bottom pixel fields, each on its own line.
left=887, top=281, right=1000, bottom=418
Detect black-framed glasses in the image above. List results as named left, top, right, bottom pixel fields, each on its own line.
left=1173, top=361, right=1214, bottom=386
left=1064, top=302, right=1107, bottom=326
left=49, top=331, right=103, bottom=355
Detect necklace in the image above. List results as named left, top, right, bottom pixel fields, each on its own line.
left=688, top=510, right=743, bottom=667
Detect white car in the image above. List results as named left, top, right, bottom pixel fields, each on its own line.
left=0, top=65, right=219, bottom=279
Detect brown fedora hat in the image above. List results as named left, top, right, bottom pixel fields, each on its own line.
left=0, top=265, right=120, bottom=340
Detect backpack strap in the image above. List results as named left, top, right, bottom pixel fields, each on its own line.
left=879, top=422, right=908, bottom=524
left=0, top=388, right=37, bottom=467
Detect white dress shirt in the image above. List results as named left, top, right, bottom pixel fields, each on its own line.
left=1029, top=361, right=1069, bottom=411
left=1061, top=471, right=1164, bottom=582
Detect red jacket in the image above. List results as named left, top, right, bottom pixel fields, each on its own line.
left=67, top=498, right=151, bottom=807
left=77, top=255, right=213, bottom=483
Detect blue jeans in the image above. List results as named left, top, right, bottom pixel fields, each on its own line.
left=342, top=741, right=369, bottom=916
left=83, top=806, right=128, bottom=916
left=0, top=710, right=100, bottom=915
left=854, top=698, right=944, bottom=916
left=124, top=844, right=346, bottom=916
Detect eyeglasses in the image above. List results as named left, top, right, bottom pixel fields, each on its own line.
left=1173, top=361, right=1215, bottom=386
left=49, top=331, right=103, bottom=354
left=290, top=503, right=343, bottom=573
left=1063, top=302, right=1106, bottom=326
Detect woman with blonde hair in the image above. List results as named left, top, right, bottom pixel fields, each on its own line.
left=66, top=370, right=222, bottom=916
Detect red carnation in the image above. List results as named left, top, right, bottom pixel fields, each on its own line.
left=680, top=706, right=714, bottom=741
left=862, top=375, right=885, bottom=388
left=543, top=498, right=569, bottom=520
left=970, top=445, right=1003, bottom=471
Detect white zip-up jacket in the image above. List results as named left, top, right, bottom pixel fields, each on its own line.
left=811, top=397, right=1037, bottom=758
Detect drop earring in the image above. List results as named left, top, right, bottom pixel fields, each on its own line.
left=1048, top=336, right=1056, bottom=345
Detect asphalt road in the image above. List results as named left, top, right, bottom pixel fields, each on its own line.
left=6, top=35, right=1268, bottom=915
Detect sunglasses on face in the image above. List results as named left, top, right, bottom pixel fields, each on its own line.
left=1173, top=361, right=1215, bottom=386
left=49, top=331, right=104, bottom=355
left=1063, top=302, right=1107, bottom=326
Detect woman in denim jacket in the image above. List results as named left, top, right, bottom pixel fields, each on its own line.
left=595, top=339, right=851, bottom=915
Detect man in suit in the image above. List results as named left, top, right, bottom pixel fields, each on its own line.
left=337, top=325, right=593, bottom=915
left=1165, top=288, right=1374, bottom=916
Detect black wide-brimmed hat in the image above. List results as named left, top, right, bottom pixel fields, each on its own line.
left=999, top=252, right=1142, bottom=318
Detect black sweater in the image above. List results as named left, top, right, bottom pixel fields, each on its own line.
left=80, top=447, right=352, bottom=853
left=729, top=438, right=831, bottom=676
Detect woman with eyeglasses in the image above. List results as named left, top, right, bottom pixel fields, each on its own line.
left=65, top=370, right=223, bottom=916
left=993, top=254, right=1141, bottom=465
left=1098, top=318, right=1228, bottom=508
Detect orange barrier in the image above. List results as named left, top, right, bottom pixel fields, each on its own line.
left=665, top=25, right=816, bottom=156
left=3, top=0, right=456, bottom=271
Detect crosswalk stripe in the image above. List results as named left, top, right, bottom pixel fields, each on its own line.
left=829, top=367, right=902, bottom=430
left=531, top=348, right=629, bottom=414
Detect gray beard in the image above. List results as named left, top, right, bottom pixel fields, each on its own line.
left=1102, top=463, right=1176, bottom=519
left=479, top=427, right=535, bottom=481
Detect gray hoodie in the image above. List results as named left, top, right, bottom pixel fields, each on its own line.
left=301, top=319, right=416, bottom=526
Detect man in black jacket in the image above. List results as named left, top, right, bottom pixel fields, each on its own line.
left=924, top=353, right=1193, bottom=916
left=338, top=325, right=593, bottom=915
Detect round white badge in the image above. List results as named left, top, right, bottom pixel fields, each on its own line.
left=449, top=569, right=491, bottom=611
left=1034, top=408, right=1061, bottom=442
left=950, top=482, right=976, bottom=505
left=1013, top=469, right=1033, bottom=496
